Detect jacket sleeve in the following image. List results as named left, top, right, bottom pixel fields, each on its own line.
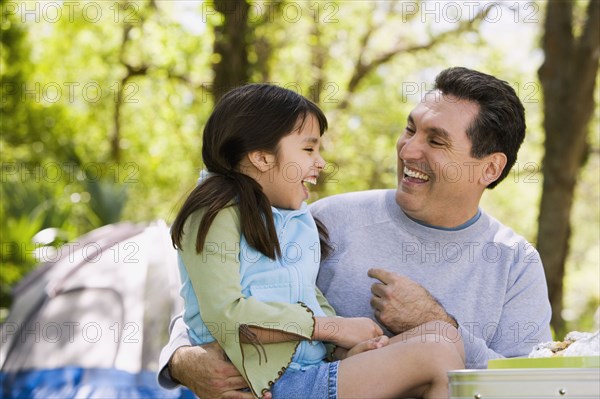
left=315, top=286, right=337, bottom=358
left=180, top=206, right=316, bottom=396
left=315, top=286, right=336, bottom=317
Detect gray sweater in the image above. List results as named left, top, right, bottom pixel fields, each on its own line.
left=310, top=189, right=552, bottom=369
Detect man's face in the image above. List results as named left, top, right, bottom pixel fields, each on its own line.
left=396, top=91, right=493, bottom=227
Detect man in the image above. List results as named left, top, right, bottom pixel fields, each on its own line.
left=158, top=67, right=552, bottom=398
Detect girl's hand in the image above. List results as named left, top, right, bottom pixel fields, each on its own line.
left=346, top=335, right=389, bottom=358
left=333, top=335, right=389, bottom=360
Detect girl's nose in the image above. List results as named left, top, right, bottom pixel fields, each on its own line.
left=315, top=154, right=326, bottom=170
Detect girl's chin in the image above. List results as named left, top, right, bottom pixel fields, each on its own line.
left=273, top=201, right=302, bottom=211
left=302, top=183, right=309, bottom=199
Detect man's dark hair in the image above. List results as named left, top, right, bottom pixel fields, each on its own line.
left=434, top=67, right=526, bottom=189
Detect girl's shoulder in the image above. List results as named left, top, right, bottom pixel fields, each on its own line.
left=184, top=203, right=241, bottom=238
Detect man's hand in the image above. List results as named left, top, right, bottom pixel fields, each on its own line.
left=169, top=342, right=271, bottom=399
left=368, top=268, right=458, bottom=334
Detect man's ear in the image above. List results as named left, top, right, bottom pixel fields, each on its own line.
left=247, top=150, right=276, bottom=173
left=480, top=152, right=507, bottom=186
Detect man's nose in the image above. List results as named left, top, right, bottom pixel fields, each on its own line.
left=398, top=134, right=423, bottom=160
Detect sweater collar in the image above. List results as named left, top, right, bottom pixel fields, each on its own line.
left=404, top=209, right=482, bottom=231
left=384, top=190, right=488, bottom=240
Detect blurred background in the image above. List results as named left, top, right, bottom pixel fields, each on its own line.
left=1, top=0, right=598, bottom=370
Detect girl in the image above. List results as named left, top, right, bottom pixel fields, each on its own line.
left=171, top=84, right=464, bottom=399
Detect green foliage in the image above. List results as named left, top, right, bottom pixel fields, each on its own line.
left=1, top=0, right=598, bottom=334
left=85, top=179, right=129, bottom=226
left=0, top=179, right=66, bottom=308
left=0, top=209, right=43, bottom=309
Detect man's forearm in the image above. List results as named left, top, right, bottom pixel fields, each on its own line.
left=422, top=295, right=458, bottom=329
left=168, top=345, right=192, bottom=385
left=385, top=303, right=457, bottom=334
left=166, top=342, right=255, bottom=399
left=157, top=314, right=193, bottom=388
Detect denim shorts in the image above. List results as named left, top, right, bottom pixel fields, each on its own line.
left=270, top=361, right=339, bottom=399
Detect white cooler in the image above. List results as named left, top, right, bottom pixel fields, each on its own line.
left=449, top=356, right=600, bottom=399
left=448, top=368, right=600, bottom=398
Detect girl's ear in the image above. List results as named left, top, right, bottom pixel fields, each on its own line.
left=480, top=152, right=507, bottom=187
left=247, top=150, right=276, bottom=173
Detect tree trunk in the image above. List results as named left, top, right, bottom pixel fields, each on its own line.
left=537, top=0, right=599, bottom=336
left=212, top=0, right=251, bottom=103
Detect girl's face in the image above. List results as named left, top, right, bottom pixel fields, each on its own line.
left=259, top=114, right=326, bottom=210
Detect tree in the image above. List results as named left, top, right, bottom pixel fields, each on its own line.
left=537, top=0, right=599, bottom=335
left=211, top=0, right=251, bottom=102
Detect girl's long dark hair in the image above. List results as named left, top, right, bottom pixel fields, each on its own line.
left=171, top=84, right=330, bottom=260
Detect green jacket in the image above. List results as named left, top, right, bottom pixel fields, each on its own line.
left=179, top=205, right=336, bottom=397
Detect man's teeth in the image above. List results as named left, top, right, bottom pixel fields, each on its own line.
left=303, top=176, right=318, bottom=185
left=404, top=167, right=429, bottom=181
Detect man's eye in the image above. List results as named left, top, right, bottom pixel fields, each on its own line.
left=405, top=126, right=416, bottom=135
left=429, top=139, right=444, bottom=146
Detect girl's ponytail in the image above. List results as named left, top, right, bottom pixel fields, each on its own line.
left=229, top=171, right=281, bottom=259
left=171, top=171, right=281, bottom=259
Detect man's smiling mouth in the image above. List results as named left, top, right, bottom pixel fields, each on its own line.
left=404, top=166, right=430, bottom=182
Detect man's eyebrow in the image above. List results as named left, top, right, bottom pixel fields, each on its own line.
left=426, top=126, right=451, bottom=141
left=407, top=113, right=451, bottom=141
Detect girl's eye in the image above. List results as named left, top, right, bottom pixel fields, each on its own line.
left=304, top=148, right=314, bottom=153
